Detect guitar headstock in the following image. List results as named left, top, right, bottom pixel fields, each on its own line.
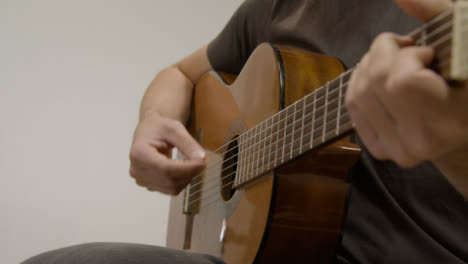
left=451, top=0, right=468, bottom=80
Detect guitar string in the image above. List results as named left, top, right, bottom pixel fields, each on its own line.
left=184, top=23, right=454, bottom=196
left=187, top=94, right=350, bottom=201
left=195, top=122, right=355, bottom=211
left=189, top=92, right=345, bottom=191
left=179, top=9, right=454, bottom=204
left=188, top=11, right=458, bottom=213
left=189, top=30, right=456, bottom=206
left=185, top=30, right=455, bottom=201
left=186, top=79, right=350, bottom=193
left=185, top=71, right=351, bottom=190
left=188, top=115, right=354, bottom=209
left=187, top=112, right=352, bottom=205
left=188, top=117, right=354, bottom=210
left=184, top=10, right=458, bottom=212
left=187, top=22, right=457, bottom=211
left=185, top=15, right=454, bottom=188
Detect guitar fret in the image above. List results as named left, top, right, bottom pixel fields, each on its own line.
left=261, top=122, right=266, bottom=174
left=238, top=135, right=242, bottom=185
left=290, top=103, right=296, bottom=159
left=248, top=129, right=254, bottom=182
left=251, top=127, right=256, bottom=180
left=243, top=133, right=249, bottom=184
left=277, top=111, right=284, bottom=165
left=237, top=135, right=241, bottom=186
left=337, top=75, right=343, bottom=135
left=310, top=90, right=317, bottom=148
left=257, top=125, right=262, bottom=177
left=256, top=127, right=260, bottom=178
left=340, top=71, right=352, bottom=133
left=293, top=103, right=303, bottom=158
left=249, top=129, right=254, bottom=181
left=254, top=125, right=259, bottom=178
left=266, top=118, right=272, bottom=172
left=267, top=116, right=272, bottom=169
left=281, top=110, right=287, bottom=163
left=254, top=129, right=258, bottom=180
left=274, top=113, right=279, bottom=167
left=239, top=130, right=249, bottom=184
left=241, top=131, right=246, bottom=185
left=300, top=97, right=306, bottom=154
left=261, top=121, right=267, bottom=174
left=265, top=120, right=270, bottom=172
left=270, top=123, right=274, bottom=168
left=322, top=82, right=329, bottom=143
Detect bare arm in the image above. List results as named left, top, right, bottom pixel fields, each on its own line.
left=140, top=45, right=213, bottom=122
left=129, top=45, right=214, bottom=195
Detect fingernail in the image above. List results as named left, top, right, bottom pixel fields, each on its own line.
left=191, top=150, right=206, bottom=160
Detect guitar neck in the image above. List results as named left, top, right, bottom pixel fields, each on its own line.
left=233, top=8, right=457, bottom=188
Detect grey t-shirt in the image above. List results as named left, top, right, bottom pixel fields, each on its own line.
left=207, top=0, right=468, bottom=263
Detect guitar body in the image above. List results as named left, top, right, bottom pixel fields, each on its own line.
left=167, top=43, right=361, bottom=263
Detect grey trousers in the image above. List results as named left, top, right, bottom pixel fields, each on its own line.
left=21, top=242, right=226, bottom=264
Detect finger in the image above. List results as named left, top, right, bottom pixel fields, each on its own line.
left=348, top=55, right=406, bottom=161
left=394, top=0, right=452, bottom=22
left=346, top=56, right=388, bottom=159
left=131, top=159, right=200, bottom=195
left=141, top=143, right=205, bottom=176
left=371, top=33, right=413, bottom=51
left=348, top=34, right=418, bottom=163
left=381, top=46, right=436, bottom=102
left=383, top=46, right=437, bottom=104
left=131, top=140, right=205, bottom=179
left=364, top=33, right=412, bottom=86
left=348, top=106, right=387, bottom=160
left=379, top=47, right=443, bottom=160
left=368, top=33, right=412, bottom=67
left=405, top=45, right=435, bottom=68
left=162, top=120, right=206, bottom=161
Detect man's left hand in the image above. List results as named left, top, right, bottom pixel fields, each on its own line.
left=345, top=0, right=468, bottom=168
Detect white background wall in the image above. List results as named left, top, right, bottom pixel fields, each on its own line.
left=0, top=1, right=242, bottom=263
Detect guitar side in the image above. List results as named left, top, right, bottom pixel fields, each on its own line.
left=167, top=43, right=360, bottom=264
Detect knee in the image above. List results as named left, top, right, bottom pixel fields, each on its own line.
left=21, top=242, right=115, bottom=264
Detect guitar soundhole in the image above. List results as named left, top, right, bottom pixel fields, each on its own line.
left=220, top=136, right=238, bottom=201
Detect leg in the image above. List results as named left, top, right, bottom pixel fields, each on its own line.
left=21, top=242, right=225, bottom=264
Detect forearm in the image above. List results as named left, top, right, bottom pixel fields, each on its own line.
left=139, top=45, right=211, bottom=123
left=140, top=65, right=194, bottom=123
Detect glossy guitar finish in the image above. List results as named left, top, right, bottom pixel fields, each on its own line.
left=164, top=6, right=468, bottom=263
left=166, top=43, right=360, bottom=264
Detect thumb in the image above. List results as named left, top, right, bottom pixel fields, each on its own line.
left=165, top=122, right=206, bottom=162
left=394, top=0, right=453, bottom=21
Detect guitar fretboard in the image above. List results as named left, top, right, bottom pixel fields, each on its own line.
left=233, top=8, right=454, bottom=188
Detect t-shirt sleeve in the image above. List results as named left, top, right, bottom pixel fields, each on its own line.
left=207, top=0, right=273, bottom=74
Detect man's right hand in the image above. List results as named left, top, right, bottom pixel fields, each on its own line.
left=129, top=111, right=206, bottom=195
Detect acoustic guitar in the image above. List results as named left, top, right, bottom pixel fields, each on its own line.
left=167, top=4, right=467, bottom=263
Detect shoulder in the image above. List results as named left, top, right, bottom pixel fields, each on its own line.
left=207, top=0, right=276, bottom=74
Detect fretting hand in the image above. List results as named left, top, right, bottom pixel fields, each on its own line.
left=345, top=0, right=468, bottom=197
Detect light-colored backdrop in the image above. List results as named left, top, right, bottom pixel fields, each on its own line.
left=0, top=1, right=242, bottom=263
